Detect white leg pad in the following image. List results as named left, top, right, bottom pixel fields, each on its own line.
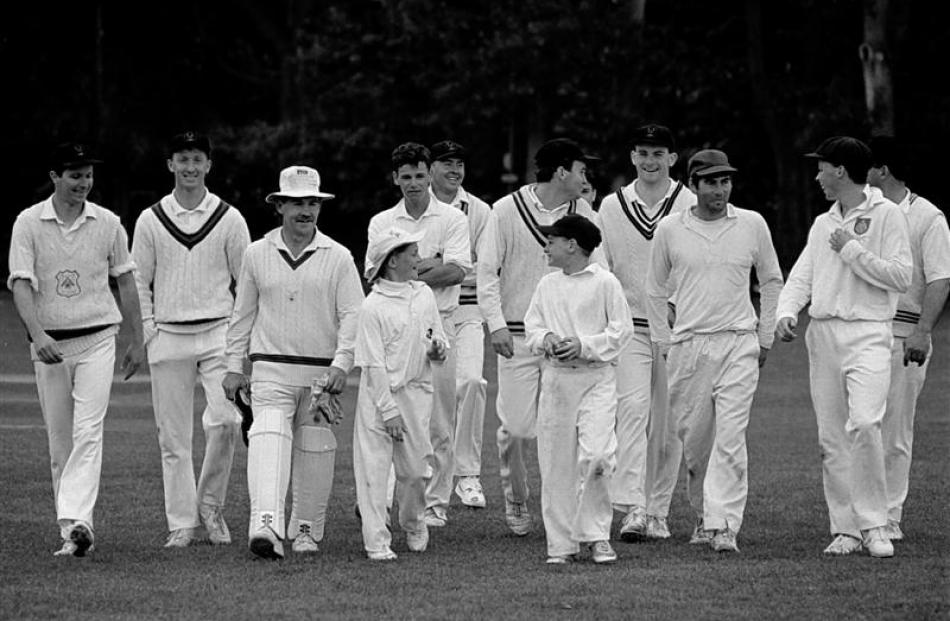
left=288, top=426, right=336, bottom=541
left=247, top=409, right=292, bottom=539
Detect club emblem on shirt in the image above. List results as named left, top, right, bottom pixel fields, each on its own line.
left=55, top=270, right=81, bottom=298
left=854, top=218, right=871, bottom=235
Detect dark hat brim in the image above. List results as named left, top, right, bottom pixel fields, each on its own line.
left=692, top=164, right=738, bottom=177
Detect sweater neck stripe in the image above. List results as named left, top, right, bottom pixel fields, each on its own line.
left=152, top=201, right=230, bottom=250
left=278, top=248, right=317, bottom=270
left=616, top=181, right=683, bottom=240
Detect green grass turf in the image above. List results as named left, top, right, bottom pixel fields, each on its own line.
left=0, top=291, right=947, bottom=620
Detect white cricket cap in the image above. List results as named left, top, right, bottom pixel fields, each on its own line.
left=265, top=165, right=335, bottom=202
left=364, top=227, right=425, bottom=282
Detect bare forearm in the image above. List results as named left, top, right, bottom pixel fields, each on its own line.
left=116, top=273, right=144, bottom=345
left=918, top=278, right=950, bottom=332
left=11, top=280, right=44, bottom=340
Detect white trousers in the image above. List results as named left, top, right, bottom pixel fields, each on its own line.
left=451, top=304, right=487, bottom=477
left=668, top=332, right=759, bottom=533
left=148, top=325, right=240, bottom=531
left=537, top=364, right=617, bottom=557
left=494, top=336, right=543, bottom=504
left=34, top=336, right=115, bottom=539
left=883, top=336, right=929, bottom=523
left=609, top=330, right=680, bottom=517
left=426, top=313, right=458, bottom=512
left=247, top=380, right=336, bottom=541
left=354, top=379, right=433, bottom=553
left=806, top=318, right=891, bottom=537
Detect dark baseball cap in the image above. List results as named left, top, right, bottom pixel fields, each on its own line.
left=537, top=213, right=602, bottom=253
left=630, top=124, right=675, bottom=150
left=688, top=149, right=738, bottom=179
left=50, top=142, right=102, bottom=171
left=534, top=138, right=599, bottom=170
left=168, top=131, right=212, bottom=157
left=805, top=136, right=871, bottom=171
left=430, top=140, right=467, bottom=161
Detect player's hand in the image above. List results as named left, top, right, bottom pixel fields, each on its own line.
left=32, top=332, right=64, bottom=364
left=554, top=336, right=582, bottom=361
left=491, top=328, right=514, bottom=359
left=120, top=343, right=145, bottom=380
left=829, top=228, right=856, bottom=253
left=427, top=338, right=446, bottom=361
left=776, top=317, right=797, bottom=342
left=903, top=330, right=931, bottom=366
left=222, top=372, right=249, bottom=402
left=758, top=346, right=769, bottom=368
left=384, top=415, right=407, bottom=442
left=542, top=332, right=561, bottom=357
left=324, top=366, right=347, bottom=394
left=416, top=256, right=443, bottom=274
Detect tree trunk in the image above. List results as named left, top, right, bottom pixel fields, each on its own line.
left=860, top=0, right=894, bottom=135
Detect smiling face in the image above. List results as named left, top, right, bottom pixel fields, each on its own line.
left=543, top=234, right=575, bottom=269
left=430, top=157, right=464, bottom=197
left=50, top=165, right=94, bottom=207
left=393, top=162, right=431, bottom=208
left=167, top=148, right=211, bottom=191
left=814, top=160, right=844, bottom=201
left=631, top=145, right=677, bottom=184
left=275, top=196, right=322, bottom=237
left=385, top=242, right=420, bottom=282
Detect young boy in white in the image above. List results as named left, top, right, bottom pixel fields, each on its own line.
left=646, top=150, right=783, bottom=553
left=598, top=124, right=696, bottom=541
left=428, top=140, right=493, bottom=509
left=8, top=143, right=144, bottom=557
left=776, top=137, right=912, bottom=558
left=354, top=227, right=448, bottom=561
left=866, top=136, right=950, bottom=541
left=524, top=214, right=632, bottom=565
left=223, top=166, right=364, bottom=559
left=132, top=132, right=250, bottom=548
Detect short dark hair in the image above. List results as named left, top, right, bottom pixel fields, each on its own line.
left=392, top=142, right=431, bottom=171
left=535, top=166, right=557, bottom=183
left=869, top=135, right=909, bottom=182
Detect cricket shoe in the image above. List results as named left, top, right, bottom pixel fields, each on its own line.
left=455, top=476, right=486, bottom=508
left=546, top=554, right=575, bottom=565
left=619, top=507, right=648, bottom=542
left=406, top=527, right=429, bottom=553
left=54, top=523, right=95, bottom=557
left=822, top=534, right=862, bottom=556
left=862, top=527, right=895, bottom=558
left=589, top=540, right=618, bottom=564
left=249, top=515, right=284, bottom=560
left=505, top=499, right=533, bottom=536
left=424, top=507, right=447, bottom=528
left=164, top=528, right=195, bottom=549
left=291, top=524, right=320, bottom=554
left=711, top=529, right=739, bottom=553
left=645, top=515, right=671, bottom=539
left=689, top=520, right=714, bottom=545
left=200, top=504, right=232, bottom=545
left=884, top=520, right=904, bottom=541
left=368, top=546, right=397, bottom=561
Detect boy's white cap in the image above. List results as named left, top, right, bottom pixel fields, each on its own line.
left=365, top=227, right=425, bottom=282
left=265, top=166, right=335, bottom=202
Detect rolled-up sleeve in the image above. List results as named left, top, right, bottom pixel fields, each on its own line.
left=7, top=214, right=38, bottom=291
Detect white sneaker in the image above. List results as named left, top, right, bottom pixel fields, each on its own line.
left=689, top=520, right=713, bottom=545
left=645, top=515, right=671, bottom=539
left=711, top=529, right=739, bottom=553
left=424, top=507, right=447, bottom=528
left=546, top=554, right=574, bottom=565
left=368, top=547, right=397, bottom=561
left=505, top=499, right=532, bottom=536
left=249, top=515, right=284, bottom=560
left=164, top=528, right=195, bottom=549
left=862, top=527, right=895, bottom=558
left=823, top=534, right=863, bottom=556
left=589, top=540, right=618, bottom=564
left=53, top=541, right=79, bottom=557
left=619, top=507, right=648, bottom=542
left=406, top=527, right=429, bottom=553
left=292, top=524, right=320, bottom=554
left=200, top=504, right=232, bottom=545
left=455, top=476, right=486, bottom=508
left=884, top=519, right=904, bottom=541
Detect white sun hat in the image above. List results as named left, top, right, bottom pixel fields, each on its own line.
left=265, top=166, right=335, bottom=203
left=364, top=227, right=425, bottom=282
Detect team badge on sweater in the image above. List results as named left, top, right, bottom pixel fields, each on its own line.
left=854, top=218, right=871, bottom=235
left=55, top=270, right=81, bottom=298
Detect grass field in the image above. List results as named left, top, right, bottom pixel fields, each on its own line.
left=0, top=290, right=947, bottom=620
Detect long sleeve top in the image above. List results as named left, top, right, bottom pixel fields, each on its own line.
left=430, top=186, right=492, bottom=308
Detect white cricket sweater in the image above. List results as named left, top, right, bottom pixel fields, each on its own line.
left=646, top=204, right=784, bottom=349
left=225, top=227, right=364, bottom=387
left=476, top=185, right=601, bottom=335
left=598, top=179, right=695, bottom=329
left=891, top=189, right=950, bottom=337
left=132, top=191, right=250, bottom=342
left=777, top=186, right=912, bottom=323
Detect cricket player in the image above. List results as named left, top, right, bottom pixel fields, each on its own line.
left=222, top=165, right=363, bottom=559
left=365, top=143, right=471, bottom=528
left=598, top=124, right=696, bottom=541
left=8, top=143, right=145, bottom=557
left=525, top=214, right=632, bottom=564
left=776, top=136, right=912, bottom=558
left=354, top=227, right=448, bottom=561
left=866, top=136, right=950, bottom=541
left=132, top=131, right=250, bottom=548
left=646, top=149, right=783, bottom=553
left=428, top=140, right=492, bottom=509
left=477, top=138, right=601, bottom=536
